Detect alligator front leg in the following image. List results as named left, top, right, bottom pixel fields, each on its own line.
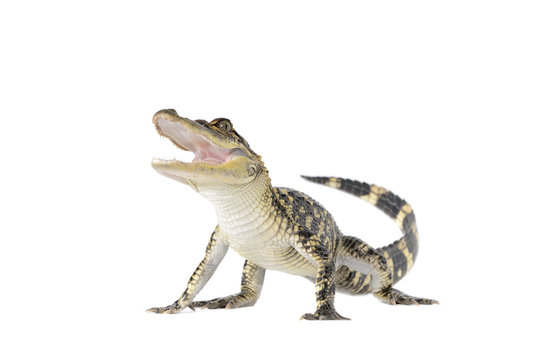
left=294, top=230, right=349, bottom=320
left=147, top=227, right=228, bottom=314
left=191, top=260, right=265, bottom=309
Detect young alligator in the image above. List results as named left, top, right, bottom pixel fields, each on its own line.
left=147, top=109, right=438, bottom=320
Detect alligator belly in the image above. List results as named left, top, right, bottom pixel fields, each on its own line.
left=231, top=244, right=317, bottom=277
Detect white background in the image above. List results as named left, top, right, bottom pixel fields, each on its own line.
left=1, top=1, right=538, bottom=359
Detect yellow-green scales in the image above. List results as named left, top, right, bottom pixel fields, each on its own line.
left=147, top=109, right=437, bottom=320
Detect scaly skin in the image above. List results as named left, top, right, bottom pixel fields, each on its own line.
left=147, top=109, right=438, bottom=320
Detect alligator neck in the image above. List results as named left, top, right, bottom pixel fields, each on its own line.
left=198, top=175, right=273, bottom=235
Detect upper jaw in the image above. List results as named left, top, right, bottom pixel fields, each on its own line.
left=151, top=109, right=253, bottom=185
left=152, top=109, right=238, bottom=165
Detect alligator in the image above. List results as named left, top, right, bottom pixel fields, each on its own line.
left=147, top=109, right=438, bottom=320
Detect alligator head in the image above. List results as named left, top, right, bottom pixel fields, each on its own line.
left=152, top=109, right=268, bottom=192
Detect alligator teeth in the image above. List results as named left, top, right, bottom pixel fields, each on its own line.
left=154, top=136, right=193, bottom=163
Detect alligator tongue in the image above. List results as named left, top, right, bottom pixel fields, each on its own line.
left=157, top=117, right=231, bottom=164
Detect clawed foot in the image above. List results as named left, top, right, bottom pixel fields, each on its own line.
left=148, top=293, right=257, bottom=314
left=191, top=293, right=255, bottom=310
left=300, top=305, right=350, bottom=320
left=375, top=288, right=439, bottom=305
left=146, top=301, right=194, bottom=314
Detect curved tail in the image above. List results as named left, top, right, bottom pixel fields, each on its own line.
left=301, top=175, right=419, bottom=284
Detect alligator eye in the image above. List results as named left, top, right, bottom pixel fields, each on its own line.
left=248, top=165, right=257, bottom=176
left=218, top=119, right=232, bottom=132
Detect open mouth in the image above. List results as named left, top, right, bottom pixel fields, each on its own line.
left=153, top=114, right=237, bottom=166
left=151, top=110, right=256, bottom=185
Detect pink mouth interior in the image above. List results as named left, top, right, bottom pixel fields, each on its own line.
left=158, top=118, right=233, bottom=164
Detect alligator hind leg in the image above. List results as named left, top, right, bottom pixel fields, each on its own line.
left=338, top=235, right=438, bottom=305
left=336, top=265, right=373, bottom=294
left=337, top=235, right=393, bottom=294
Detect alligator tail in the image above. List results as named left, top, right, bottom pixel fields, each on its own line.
left=301, top=176, right=419, bottom=284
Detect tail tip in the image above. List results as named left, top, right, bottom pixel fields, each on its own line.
left=301, top=175, right=322, bottom=183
